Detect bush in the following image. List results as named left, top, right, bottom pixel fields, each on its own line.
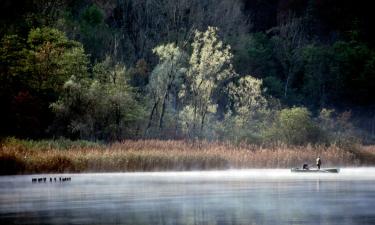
left=265, top=107, right=323, bottom=145
left=318, top=109, right=360, bottom=147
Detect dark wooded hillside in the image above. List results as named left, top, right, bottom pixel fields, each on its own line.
left=1, top=0, right=374, bottom=144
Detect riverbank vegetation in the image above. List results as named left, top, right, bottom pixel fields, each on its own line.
left=1, top=1, right=375, bottom=174
left=1, top=138, right=374, bottom=174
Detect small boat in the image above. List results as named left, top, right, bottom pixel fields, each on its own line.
left=291, top=168, right=340, bottom=173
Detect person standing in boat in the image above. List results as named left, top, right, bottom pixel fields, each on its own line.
left=316, top=156, right=321, bottom=170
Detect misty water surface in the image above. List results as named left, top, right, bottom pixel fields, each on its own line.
left=1, top=168, right=375, bottom=225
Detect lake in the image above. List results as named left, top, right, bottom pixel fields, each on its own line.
left=1, top=168, right=375, bottom=225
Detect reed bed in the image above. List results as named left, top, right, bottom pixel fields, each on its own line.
left=0, top=139, right=372, bottom=174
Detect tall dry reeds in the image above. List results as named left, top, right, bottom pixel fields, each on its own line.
left=0, top=139, right=371, bottom=174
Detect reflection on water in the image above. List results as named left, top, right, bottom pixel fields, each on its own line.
left=1, top=168, right=375, bottom=225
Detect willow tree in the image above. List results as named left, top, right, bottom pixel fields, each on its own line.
left=146, top=43, right=187, bottom=135
left=181, top=27, right=235, bottom=136
left=216, top=75, right=268, bottom=143
left=229, top=76, right=267, bottom=123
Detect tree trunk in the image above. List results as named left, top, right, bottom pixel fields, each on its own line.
left=159, top=91, right=169, bottom=129
left=200, top=105, right=208, bottom=132
left=284, top=74, right=290, bottom=98
left=145, top=99, right=159, bottom=135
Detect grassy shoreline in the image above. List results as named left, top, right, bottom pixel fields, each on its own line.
left=1, top=139, right=374, bottom=175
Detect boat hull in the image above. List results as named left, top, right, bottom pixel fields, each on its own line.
left=291, top=168, right=340, bottom=173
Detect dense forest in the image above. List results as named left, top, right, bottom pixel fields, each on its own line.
left=1, top=0, right=375, bottom=145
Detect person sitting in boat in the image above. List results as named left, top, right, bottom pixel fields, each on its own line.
left=316, top=156, right=321, bottom=170
left=302, top=163, right=309, bottom=170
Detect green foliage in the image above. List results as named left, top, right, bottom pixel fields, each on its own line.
left=331, top=41, right=375, bottom=105
left=215, top=75, right=270, bottom=144
left=214, top=110, right=271, bottom=145
left=0, top=27, right=89, bottom=138
left=262, top=76, right=284, bottom=97
left=58, top=47, right=89, bottom=80
left=24, top=27, right=88, bottom=93
left=234, top=33, right=277, bottom=77
left=28, top=27, right=69, bottom=48
left=51, top=58, right=145, bottom=141
left=148, top=43, right=187, bottom=102
left=265, top=107, right=322, bottom=145
left=182, top=27, right=235, bottom=137
left=92, top=56, right=124, bottom=83
left=0, top=35, right=26, bottom=78
left=2, top=1, right=375, bottom=145
left=301, top=44, right=337, bottom=107
left=229, top=75, right=267, bottom=119
left=57, top=3, right=115, bottom=61
left=82, top=5, right=104, bottom=26
left=145, top=43, right=187, bottom=136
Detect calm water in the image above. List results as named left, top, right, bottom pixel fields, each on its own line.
left=1, top=168, right=375, bottom=225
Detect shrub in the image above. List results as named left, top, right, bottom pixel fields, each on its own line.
left=318, top=109, right=360, bottom=147
left=265, top=107, right=322, bottom=145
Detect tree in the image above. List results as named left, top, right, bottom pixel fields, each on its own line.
left=234, top=33, right=277, bottom=77
left=332, top=41, right=375, bottom=106
left=51, top=58, right=144, bottom=140
left=25, top=27, right=88, bottom=93
left=128, top=59, right=150, bottom=92
left=0, top=27, right=88, bottom=138
left=318, top=108, right=359, bottom=146
left=270, top=16, right=306, bottom=104
left=301, top=44, right=335, bottom=108
left=146, top=43, right=187, bottom=135
left=228, top=75, right=267, bottom=121
left=101, top=0, right=249, bottom=65
left=216, top=75, right=268, bottom=144
left=57, top=3, right=118, bottom=62
left=181, top=27, right=235, bottom=137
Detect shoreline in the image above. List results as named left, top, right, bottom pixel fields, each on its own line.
left=1, top=139, right=374, bottom=175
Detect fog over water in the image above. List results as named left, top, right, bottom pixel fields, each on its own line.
left=1, top=168, right=375, bottom=225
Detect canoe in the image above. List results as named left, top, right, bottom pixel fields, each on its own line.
left=291, top=168, right=340, bottom=173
